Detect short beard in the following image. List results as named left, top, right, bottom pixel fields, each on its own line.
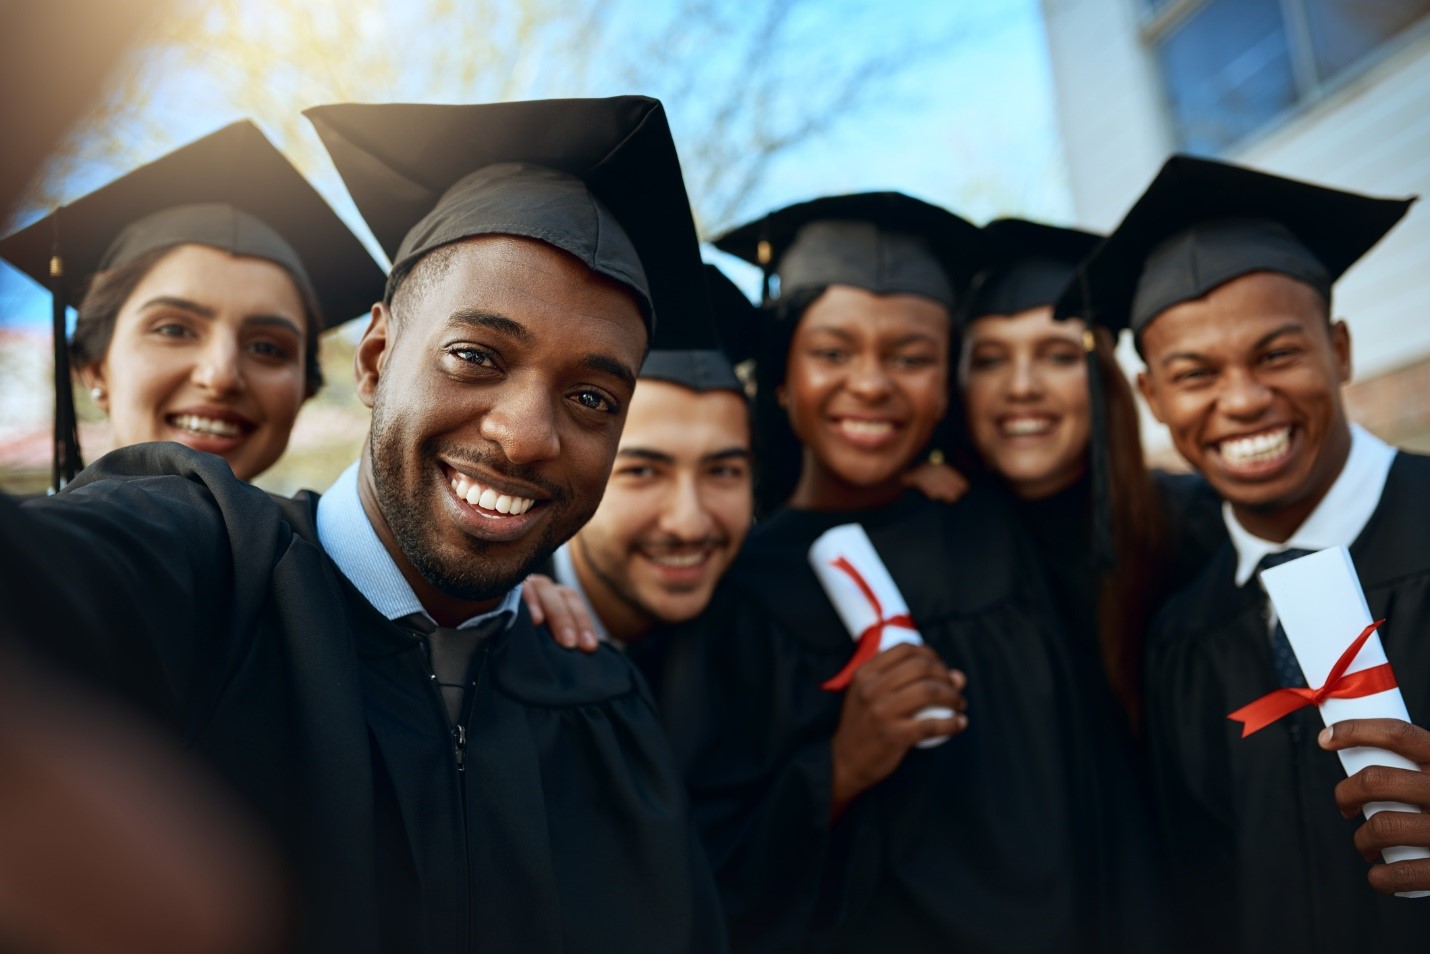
left=367, top=391, right=588, bottom=603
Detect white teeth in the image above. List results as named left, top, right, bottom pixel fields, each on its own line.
left=169, top=414, right=243, bottom=438
left=647, top=551, right=707, bottom=568
left=1001, top=417, right=1053, bottom=437
left=1219, top=427, right=1291, bottom=465
left=839, top=420, right=894, bottom=436
left=449, top=470, right=536, bottom=515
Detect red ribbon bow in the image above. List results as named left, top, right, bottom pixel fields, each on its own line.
left=821, top=555, right=916, bottom=691
left=1227, top=619, right=1395, bottom=738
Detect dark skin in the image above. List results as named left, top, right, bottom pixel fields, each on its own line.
left=1137, top=271, right=1353, bottom=543
left=831, top=644, right=968, bottom=815
left=777, top=284, right=968, bottom=813
left=353, top=235, right=647, bottom=627
left=1322, top=718, right=1430, bottom=895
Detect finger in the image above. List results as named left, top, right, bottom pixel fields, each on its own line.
left=875, top=676, right=964, bottom=721
left=559, top=589, right=600, bottom=653
left=1367, top=857, right=1430, bottom=896
left=903, top=710, right=968, bottom=745
left=1336, top=764, right=1430, bottom=819
left=521, top=578, right=546, bottom=625
left=855, top=642, right=926, bottom=679
left=1321, top=720, right=1430, bottom=766
left=526, top=576, right=578, bottom=649
left=874, top=648, right=952, bottom=696
left=1353, top=810, right=1430, bottom=862
left=948, top=668, right=967, bottom=693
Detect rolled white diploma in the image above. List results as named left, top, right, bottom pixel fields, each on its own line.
left=1260, top=545, right=1430, bottom=897
left=809, top=523, right=951, bottom=749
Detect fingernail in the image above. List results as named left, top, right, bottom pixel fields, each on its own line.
left=1319, top=726, right=1333, bottom=746
left=561, top=628, right=576, bottom=648
left=581, top=630, right=596, bottom=647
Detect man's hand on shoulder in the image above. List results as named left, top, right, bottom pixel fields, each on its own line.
left=522, top=574, right=600, bottom=652
left=1321, top=718, right=1430, bottom=895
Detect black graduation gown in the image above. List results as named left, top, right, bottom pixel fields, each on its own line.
left=659, top=484, right=1157, bottom=953
left=0, top=443, right=724, bottom=954
left=1147, top=451, right=1430, bottom=954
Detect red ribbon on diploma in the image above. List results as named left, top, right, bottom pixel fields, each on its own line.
left=1227, top=619, right=1395, bottom=738
left=821, top=556, right=916, bottom=691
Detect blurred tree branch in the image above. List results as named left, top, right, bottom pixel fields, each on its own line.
left=18, top=0, right=977, bottom=240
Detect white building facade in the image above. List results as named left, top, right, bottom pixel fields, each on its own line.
left=1040, top=0, right=1430, bottom=453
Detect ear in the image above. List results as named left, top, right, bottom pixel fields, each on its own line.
left=76, top=362, right=109, bottom=413
left=1136, top=369, right=1166, bottom=425
left=355, top=302, right=391, bottom=410
left=1329, top=319, right=1352, bottom=385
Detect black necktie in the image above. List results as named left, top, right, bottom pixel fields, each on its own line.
left=400, top=613, right=504, bottom=724
left=1256, top=548, right=1314, bottom=689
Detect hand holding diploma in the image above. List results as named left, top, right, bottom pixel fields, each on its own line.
left=810, top=524, right=969, bottom=816
left=1322, top=719, right=1430, bottom=897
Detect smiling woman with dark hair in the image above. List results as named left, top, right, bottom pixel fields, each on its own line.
left=0, top=120, right=384, bottom=486
left=657, top=193, right=1162, bottom=953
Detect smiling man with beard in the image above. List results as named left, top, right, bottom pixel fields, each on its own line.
left=0, top=96, right=724, bottom=954
left=1057, top=155, right=1430, bottom=954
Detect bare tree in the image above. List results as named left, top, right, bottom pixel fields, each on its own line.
left=17, top=0, right=979, bottom=239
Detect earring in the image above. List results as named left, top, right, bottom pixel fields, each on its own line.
left=90, top=385, right=105, bottom=402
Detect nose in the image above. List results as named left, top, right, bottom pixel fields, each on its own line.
left=845, top=352, right=893, bottom=402
left=477, top=373, right=561, bottom=465
left=657, top=472, right=713, bottom=542
left=1218, top=367, right=1274, bottom=421
left=191, top=334, right=245, bottom=396
left=1007, top=353, right=1042, bottom=400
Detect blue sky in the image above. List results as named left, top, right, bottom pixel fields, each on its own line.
left=1, top=0, right=1072, bottom=326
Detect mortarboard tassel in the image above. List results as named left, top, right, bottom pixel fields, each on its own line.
left=1084, top=327, right=1115, bottom=572
left=49, top=212, right=81, bottom=492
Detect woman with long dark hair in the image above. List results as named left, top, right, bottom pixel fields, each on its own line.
left=660, top=193, right=1160, bottom=953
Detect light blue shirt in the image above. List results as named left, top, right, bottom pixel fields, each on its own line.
left=316, top=461, right=520, bottom=631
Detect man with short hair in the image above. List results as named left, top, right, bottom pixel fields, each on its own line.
left=1059, top=155, right=1430, bottom=953
left=547, top=341, right=753, bottom=694
left=0, top=96, right=724, bottom=954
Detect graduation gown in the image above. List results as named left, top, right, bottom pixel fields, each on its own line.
left=659, top=485, right=1160, bottom=953
left=1147, top=451, right=1430, bottom=954
left=0, top=443, right=724, bottom=954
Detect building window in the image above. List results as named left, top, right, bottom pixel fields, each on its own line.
left=1145, top=0, right=1430, bottom=154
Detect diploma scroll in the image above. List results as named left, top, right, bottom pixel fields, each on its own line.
left=1259, top=546, right=1430, bottom=897
left=809, top=523, right=951, bottom=749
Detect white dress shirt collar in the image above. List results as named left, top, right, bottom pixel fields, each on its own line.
left=1226, top=424, right=1397, bottom=587
left=316, top=461, right=520, bottom=630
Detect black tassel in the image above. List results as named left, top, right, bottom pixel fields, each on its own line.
left=1085, top=329, right=1115, bottom=572
left=49, top=212, right=81, bottom=492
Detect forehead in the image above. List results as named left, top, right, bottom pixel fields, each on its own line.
left=964, top=305, right=1081, bottom=346
left=798, top=283, right=951, bottom=339
left=408, top=234, right=647, bottom=346
left=1139, top=270, right=1328, bottom=361
left=125, top=243, right=306, bottom=318
left=621, top=380, right=750, bottom=453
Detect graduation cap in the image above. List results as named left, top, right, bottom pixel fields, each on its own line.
left=304, top=96, right=712, bottom=351
left=638, top=265, right=750, bottom=394
left=0, top=120, right=386, bottom=491
left=1053, top=154, right=1417, bottom=337
left=961, top=218, right=1101, bottom=323
left=713, top=192, right=982, bottom=308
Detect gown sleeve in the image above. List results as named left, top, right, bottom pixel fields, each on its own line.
left=0, top=443, right=287, bottom=727
left=1145, top=597, right=1242, bottom=953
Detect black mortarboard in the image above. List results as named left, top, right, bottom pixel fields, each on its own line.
left=1054, top=154, right=1416, bottom=336
left=961, top=219, right=1102, bottom=323
left=713, top=192, right=981, bottom=308
left=304, top=96, right=712, bottom=350
left=637, top=265, right=749, bottom=394
left=0, top=120, right=385, bottom=490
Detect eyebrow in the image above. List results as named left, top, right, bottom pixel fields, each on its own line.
left=617, top=446, right=753, bottom=465
left=139, top=296, right=303, bottom=337
left=581, top=353, right=638, bottom=390
left=1158, top=321, right=1306, bottom=368
left=448, top=310, right=532, bottom=342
